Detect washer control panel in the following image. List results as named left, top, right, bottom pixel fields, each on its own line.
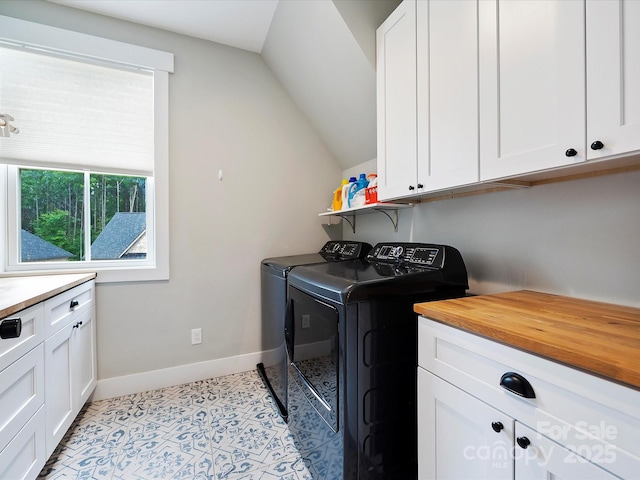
left=367, top=243, right=445, bottom=268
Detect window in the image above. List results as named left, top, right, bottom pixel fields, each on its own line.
left=17, top=167, right=147, bottom=262
left=0, top=15, right=173, bottom=282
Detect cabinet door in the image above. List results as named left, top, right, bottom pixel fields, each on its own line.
left=479, top=0, right=586, bottom=180
left=417, top=0, right=479, bottom=192
left=0, top=406, right=46, bottom=480
left=515, top=422, right=618, bottom=480
left=418, top=368, right=514, bottom=480
left=377, top=0, right=418, bottom=201
left=0, top=344, right=44, bottom=454
left=44, top=322, right=74, bottom=458
left=586, top=0, right=640, bottom=160
left=73, top=308, right=97, bottom=409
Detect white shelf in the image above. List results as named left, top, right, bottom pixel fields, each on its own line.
left=319, top=202, right=413, bottom=233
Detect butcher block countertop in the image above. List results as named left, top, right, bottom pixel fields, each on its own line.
left=414, top=290, right=640, bottom=390
left=0, top=273, right=96, bottom=319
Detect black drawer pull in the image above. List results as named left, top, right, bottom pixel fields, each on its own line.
left=517, top=436, right=531, bottom=449
left=491, top=421, right=504, bottom=433
left=70, top=299, right=79, bottom=309
left=0, top=318, right=21, bottom=339
left=500, top=372, right=536, bottom=398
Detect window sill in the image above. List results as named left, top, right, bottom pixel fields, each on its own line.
left=2, top=264, right=169, bottom=284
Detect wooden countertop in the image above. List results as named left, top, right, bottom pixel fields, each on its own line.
left=0, top=273, right=97, bottom=318
left=414, top=290, right=640, bottom=390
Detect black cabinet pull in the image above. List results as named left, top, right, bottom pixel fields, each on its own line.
left=590, top=140, right=604, bottom=150
left=408, top=185, right=415, bottom=191
left=517, top=436, right=531, bottom=449
left=565, top=148, right=577, bottom=157
left=72, top=320, right=83, bottom=329
left=70, top=299, right=79, bottom=309
left=0, top=318, right=22, bottom=339
left=491, top=421, right=504, bottom=433
left=500, top=372, right=536, bottom=398
left=417, top=183, right=424, bottom=189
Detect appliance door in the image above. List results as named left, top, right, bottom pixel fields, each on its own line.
left=258, top=263, right=288, bottom=419
left=286, top=286, right=339, bottom=432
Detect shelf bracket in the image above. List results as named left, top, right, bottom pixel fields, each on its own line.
left=334, top=213, right=356, bottom=233
left=375, top=208, right=400, bottom=232
left=319, top=203, right=411, bottom=233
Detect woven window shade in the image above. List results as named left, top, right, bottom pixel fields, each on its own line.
left=0, top=46, right=154, bottom=175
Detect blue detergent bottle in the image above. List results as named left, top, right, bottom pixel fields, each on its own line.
left=348, top=174, right=370, bottom=208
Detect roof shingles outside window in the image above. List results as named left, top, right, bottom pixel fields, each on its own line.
left=21, top=229, right=73, bottom=262
left=90, top=212, right=146, bottom=260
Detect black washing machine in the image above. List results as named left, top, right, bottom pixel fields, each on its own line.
left=258, top=241, right=371, bottom=420
left=285, top=242, right=469, bottom=479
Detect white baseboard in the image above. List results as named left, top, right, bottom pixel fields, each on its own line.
left=92, top=349, right=279, bottom=401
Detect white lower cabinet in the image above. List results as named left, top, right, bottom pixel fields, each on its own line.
left=418, top=317, right=640, bottom=479
left=418, top=368, right=513, bottom=480
left=0, top=344, right=45, bottom=455
left=45, top=295, right=96, bottom=457
left=0, top=407, right=46, bottom=480
left=514, top=422, right=617, bottom=480
left=0, top=277, right=96, bottom=479
left=419, top=369, right=619, bottom=480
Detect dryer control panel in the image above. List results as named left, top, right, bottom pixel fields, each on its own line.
left=319, top=241, right=372, bottom=260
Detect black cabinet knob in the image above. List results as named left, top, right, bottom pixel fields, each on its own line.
left=517, top=436, right=531, bottom=449
left=408, top=185, right=415, bottom=191
left=70, top=299, right=79, bottom=309
left=0, top=318, right=21, bottom=339
left=417, top=183, right=424, bottom=189
left=590, top=140, right=604, bottom=150
left=491, top=421, right=504, bottom=433
left=565, top=148, right=577, bottom=157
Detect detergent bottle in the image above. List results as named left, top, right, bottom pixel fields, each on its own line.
left=348, top=173, right=370, bottom=208
left=365, top=174, right=378, bottom=204
left=332, top=179, right=349, bottom=211
left=342, top=177, right=357, bottom=209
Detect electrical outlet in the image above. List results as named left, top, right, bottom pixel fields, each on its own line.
left=191, top=328, right=202, bottom=345
left=302, top=315, right=311, bottom=329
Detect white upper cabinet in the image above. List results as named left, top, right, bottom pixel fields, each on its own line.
left=377, top=0, right=640, bottom=197
left=417, top=0, right=479, bottom=192
left=377, top=0, right=479, bottom=200
left=479, top=0, right=587, bottom=181
left=376, top=0, right=417, bottom=201
left=586, top=0, right=640, bottom=160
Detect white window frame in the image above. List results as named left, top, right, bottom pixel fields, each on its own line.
left=0, top=15, right=173, bottom=283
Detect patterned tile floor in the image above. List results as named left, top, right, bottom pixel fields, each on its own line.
left=38, top=370, right=313, bottom=480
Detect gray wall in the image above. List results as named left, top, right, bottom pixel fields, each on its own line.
left=0, top=0, right=342, bottom=379
left=344, top=163, right=640, bottom=308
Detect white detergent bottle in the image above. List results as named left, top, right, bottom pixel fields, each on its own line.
left=342, top=177, right=356, bottom=209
